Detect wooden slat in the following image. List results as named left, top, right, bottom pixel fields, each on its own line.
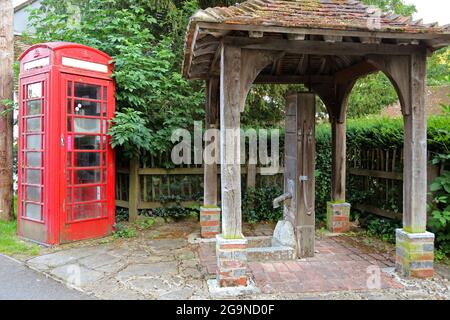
left=115, top=200, right=129, bottom=209
left=138, top=168, right=204, bottom=175
left=223, top=36, right=425, bottom=56
left=353, top=204, right=402, bottom=220
left=349, top=168, right=403, bottom=180
left=139, top=201, right=200, bottom=210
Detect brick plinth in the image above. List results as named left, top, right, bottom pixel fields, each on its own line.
left=216, top=235, right=248, bottom=287
left=200, top=207, right=221, bottom=238
left=396, top=229, right=434, bottom=278
left=326, top=202, right=351, bottom=233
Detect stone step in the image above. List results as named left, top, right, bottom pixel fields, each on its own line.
left=247, top=246, right=296, bottom=262
left=246, top=236, right=272, bottom=248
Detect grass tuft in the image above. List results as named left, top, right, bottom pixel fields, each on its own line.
left=0, top=220, right=40, bottom=257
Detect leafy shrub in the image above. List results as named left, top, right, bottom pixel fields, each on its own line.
left=364, top=215, right=402, bottom=243
left=108, top=108, right=152, bottom=159
left=428, top=171, right=450, bottom=256
left=242, top=185, right=283, bottom=223
left=427, top=106, right=450, bottom=256
left=113, top=223, right=137, bottom=239
left=115, top=207, right=129, bottom=223
left=145, top=195, right=199, bottom=220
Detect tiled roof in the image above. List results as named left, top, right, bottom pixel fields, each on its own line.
left=191, top=0, right=449, bottom=34
left=182, top=0, right=450, bottom=79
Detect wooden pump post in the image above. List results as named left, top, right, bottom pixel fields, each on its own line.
left=284, top=92, right=316, bottom=258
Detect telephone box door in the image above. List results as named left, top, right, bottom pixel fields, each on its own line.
left=60, top=74, right=114, bottom=242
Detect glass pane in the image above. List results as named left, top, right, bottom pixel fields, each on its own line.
left=74, top=83, right=100, bottom=100
left=67, top=118, right=72, bottom=132
left=26, top=169, right=41, bottom=184
left=74, top=135, right=101, bottom=150
left=26, top=100, right=42, bottom=115
left=25, top=186, right=40, bottom=202
left=73, top=202, right=103, bottom=220
left=27, top=83, right=42, bottom=99
left=72, top=186, right=104, bottom=203
left=26, top=152, right=41, bottom=167
left=68, top=81, right=72, bottom=97
left=26, top=118, right=41, bottom=132
left=74, top=169, right=101, bottom=184
left=67, top=151, right=72, bottom=166
left=67, top=99, right=72, bottom=114
left=74, top=118, right=100, bottom=133
left=66, top=169, right=72, bottom=185
left=74, top=100, right=100, bottom=116
left=26, top=135, right=41, bottom=150
left=74, top=152, right=100, bottom=167
left=103, top=87, right=107, bottom=100
left=25, top=203, right=41, bottom=220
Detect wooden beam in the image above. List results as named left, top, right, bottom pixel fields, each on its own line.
left=403, top=52, right=428, bottom=233
left=334, top=60, right=378, bottom=84
left=331, top=121, right=346, bottom=202
left=324, top=35, right=343, bottom=43
left=209, top=41, right=223, bottom=76
left=193, top=44, right=218, bottom=57
left=296, top=93, right=316, bottom=258
left=270, top=53, right=284, bottom=75
left=287, top=33, right=306, bottom=41
left=353, top=204, right=402, bottom=220
left=254, top=74, right=333, bottom=84
left=367, top=55, right=411, bottom=114
left=128, top=158, right=140, bottom=222
left=204, top=78, right=219, bottom=207
left=223, top=36, right=425, bottom=56
left=249, top=31, right=263, bottom=38
left=296, top=54, right=309, bottom=75
left=239, top=49, right=282, bottom=111
left=349, top=168, right=403, bottom=180
left=318, top=57, right=327, bottom=74
left=360, top=37, right=381, bottom=44
left=0, top=0, right=14, bottom=221
left=220, top=45, right=243, bottom=238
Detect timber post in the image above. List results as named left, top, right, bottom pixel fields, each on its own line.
left=0, top=0, right=14, bottom=221
left=201, top=78, right=221, bottom=238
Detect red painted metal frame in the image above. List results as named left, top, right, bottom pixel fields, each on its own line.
left=18, top=42, right=115, bottom=245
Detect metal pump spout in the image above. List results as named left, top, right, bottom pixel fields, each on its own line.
left=273, top=192, right=292, bottom=209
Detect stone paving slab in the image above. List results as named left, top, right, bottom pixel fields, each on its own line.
left=21, top=220, right=450, bottom=300
left=25, top=225, right=211, bottom=299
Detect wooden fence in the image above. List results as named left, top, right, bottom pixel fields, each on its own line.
left=115, top=155, right=283, bottom=220
left=347, top=147, right=441, bottom=220
left=116, top=147, right=442, bottom=221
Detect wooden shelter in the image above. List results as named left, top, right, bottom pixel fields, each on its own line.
left=182, top=0, right=450, bottom=287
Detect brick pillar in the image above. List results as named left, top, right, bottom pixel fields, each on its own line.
left=216, top=235, right=248, bottom=287
left=200, top=207, right=221, bottom=238
left=396, top=229, right=434, bottom=278
left=326, top=202, right=350, bottom=233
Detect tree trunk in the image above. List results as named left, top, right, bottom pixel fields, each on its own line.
left=0, top=0, right=14, bottom=221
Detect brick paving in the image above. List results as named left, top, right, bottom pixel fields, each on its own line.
left=198, top=235, right=403, bottom=294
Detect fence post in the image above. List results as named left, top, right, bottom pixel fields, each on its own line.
left=128, top=157, right=140, bottom=222
left=246, top=163, right=257, bottom=190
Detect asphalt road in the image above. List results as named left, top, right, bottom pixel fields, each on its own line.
left=0, top=254, right=91, bottom=300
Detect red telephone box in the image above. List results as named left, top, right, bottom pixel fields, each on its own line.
left=18, top=42, right=115, bottom=245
